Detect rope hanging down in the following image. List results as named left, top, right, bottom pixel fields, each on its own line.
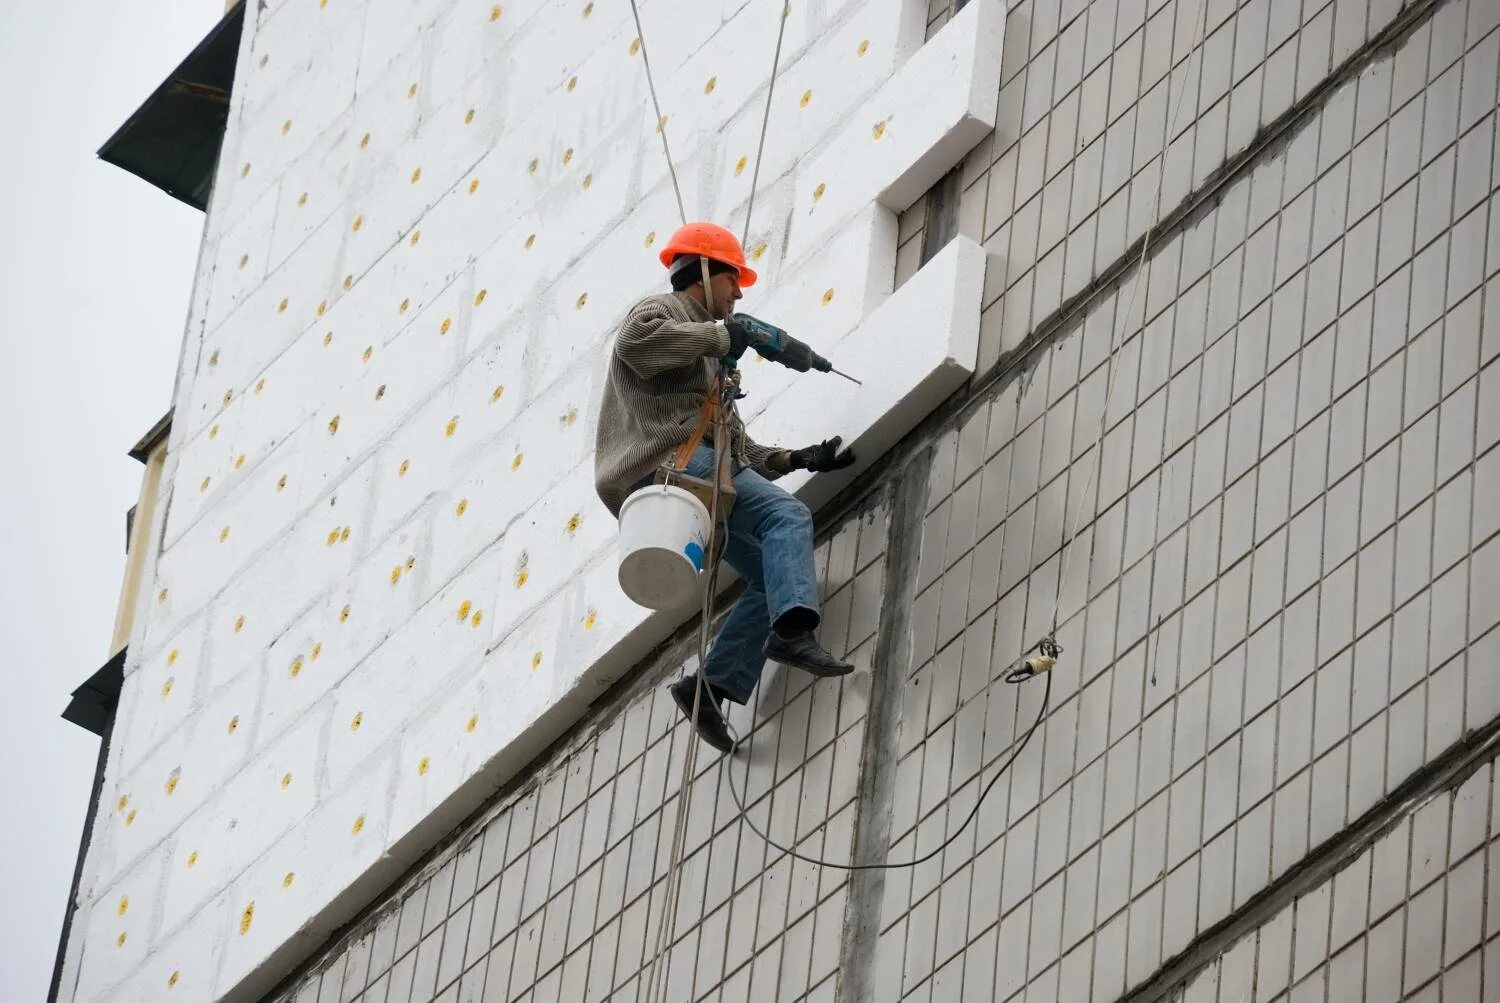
left=740, top=4, right=789, bottom=245
left=626, top=0, right=688, bottom=224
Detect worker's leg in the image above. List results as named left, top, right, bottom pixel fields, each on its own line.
left=721, top=466, right=821, bottom=630
left=700, top=529, right=772, bottom=704
left=682, top=446, right=845, bottom=703
left=728, top=465, right=854, bottom=680
left=671, top=446, right=782, bottom=704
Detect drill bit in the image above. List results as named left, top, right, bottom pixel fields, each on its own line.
left=830, top=367, right=862, bottom=385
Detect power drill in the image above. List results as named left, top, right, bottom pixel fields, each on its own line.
left=724, top=314, right=860, bottom=383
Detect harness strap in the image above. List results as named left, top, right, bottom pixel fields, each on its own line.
left=672, top=384, right=719, bottom=471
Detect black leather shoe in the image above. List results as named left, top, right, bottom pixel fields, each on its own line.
left=669, top=677, right=736, bottom=753
left=763, top=632, right=854, bottom=678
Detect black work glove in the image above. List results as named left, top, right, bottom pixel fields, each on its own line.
left=782, top=436, right=856, bottom=473
left=723, top=321, right=748, bottom=361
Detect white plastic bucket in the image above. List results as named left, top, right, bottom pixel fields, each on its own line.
left=617, top=484, right=713, bottom=609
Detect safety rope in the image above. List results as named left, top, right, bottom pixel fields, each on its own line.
left=740, top=3, right=790, bottom=246
left=626, top=0, right=688, bottom=224
left=641, top=268, right=722, bottom=1003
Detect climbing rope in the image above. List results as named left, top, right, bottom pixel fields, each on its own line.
left=641, top=280, right=724, bottom=1003
left=740, top=4, right=790, bottom=246
left=626, top=0, right=688, bottom=224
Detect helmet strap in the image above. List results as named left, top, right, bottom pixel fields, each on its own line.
left=697, top=255, right=715, bottom=316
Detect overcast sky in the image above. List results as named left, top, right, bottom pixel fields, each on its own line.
left=0, top=2, right=227, bottom=997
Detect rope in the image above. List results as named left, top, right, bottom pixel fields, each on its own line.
left=626, top=0, right=688, bottom=225
left=622, top=0, right=721, bottom=992
left=740, top=3, right=790, bottom=246
left=696, top=0, right=1214, bottom=874
left=640, top=264, right=722, bottom=1003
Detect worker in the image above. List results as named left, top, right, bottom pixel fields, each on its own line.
left=594, top=222, right=856, bottom=752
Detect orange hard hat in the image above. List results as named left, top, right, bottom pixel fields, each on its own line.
left=658, top=221, right=758, bottom=287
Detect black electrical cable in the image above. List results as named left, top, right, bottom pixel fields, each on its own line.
left=720, top=671, right=1052, bottom=872
left=683, top=347, right=1055, bottom=873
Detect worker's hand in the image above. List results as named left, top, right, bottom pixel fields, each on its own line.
left=723, top=320, right=748, bottom=361
left=785, top=436, right=856, bottom=473
left=726, top=314, right=784, bottom=352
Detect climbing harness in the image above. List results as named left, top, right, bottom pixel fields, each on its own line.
left=624, top=0, right=1213, bottom=994
left=652, top=377, right=739, bottom=531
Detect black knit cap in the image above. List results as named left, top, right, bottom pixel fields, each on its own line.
left=668, top=253, right=739, bottom=291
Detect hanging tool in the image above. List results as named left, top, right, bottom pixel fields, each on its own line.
left=726, top=313, right=862, bottom=384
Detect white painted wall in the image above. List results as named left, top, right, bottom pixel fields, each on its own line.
left=59, top=0, right=1003, bottom=998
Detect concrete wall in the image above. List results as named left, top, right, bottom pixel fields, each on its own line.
left=864, top=0, right=1500, bottom=996
left=1157, top=756, right=1498, bottom=1002
left=61, top=0, right=1500, bottom=997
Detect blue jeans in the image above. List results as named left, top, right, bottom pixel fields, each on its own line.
left=636, top=444, right=820, bottom=704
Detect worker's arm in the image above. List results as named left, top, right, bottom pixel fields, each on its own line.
left=615, top=301, right=731, bottom=379
left=770, top=437, right=856, bottom=476
left=744, top=435, right=856, bottom=479
left=741, top=432, right=790, bottom=481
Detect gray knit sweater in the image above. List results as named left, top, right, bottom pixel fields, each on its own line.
left=594, top=291, right=783, bottom=516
